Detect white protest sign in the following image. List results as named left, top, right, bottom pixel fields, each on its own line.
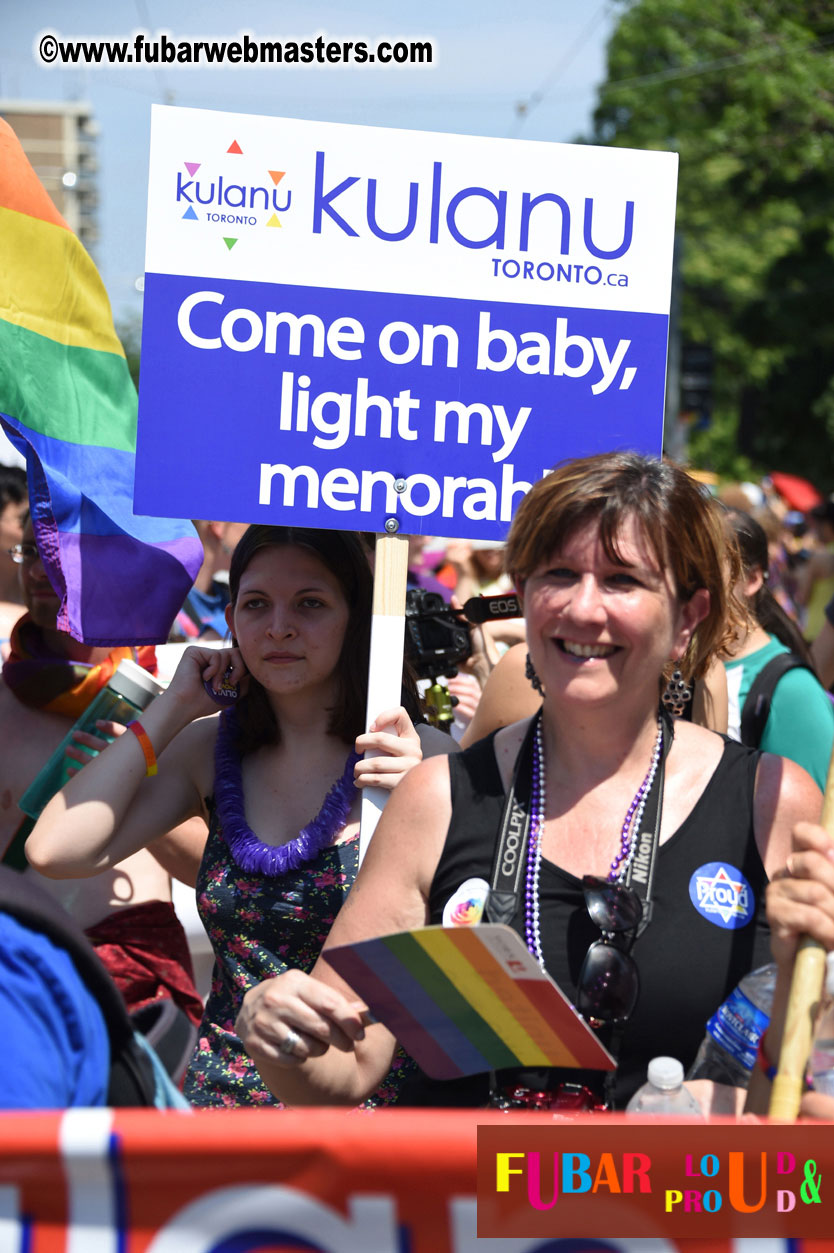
left=135, top=105, right=677, bottom=538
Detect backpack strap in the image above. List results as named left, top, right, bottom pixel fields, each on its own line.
left=739, top=653, right=811, bottom=748
left=0, top=866, right=157, bottom=1105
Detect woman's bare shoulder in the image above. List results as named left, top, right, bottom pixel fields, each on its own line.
left=668, top=719, right=725, bottom=755
left=460, top=644, right=539, bottom=747
left=658, top=721, right=725, bottom=839
left=351, top=752, right=454, bottom=905
left=492, top=717, right=534, bottom=790
left=382, top=749, right=451, bottom=807
left=753, top=751, right=823, bottom=878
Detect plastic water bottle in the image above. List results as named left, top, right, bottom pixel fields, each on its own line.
left=19, top=658, right=163, bottom=820
left=809, top=953, right=834, bottom=1097
left=626, top=1057, right=703, bottom=1116
left=686, top=963, right=776, bottom=1087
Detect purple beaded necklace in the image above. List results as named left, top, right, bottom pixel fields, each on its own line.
left=213, top=709, right=360, bottom=876
left=524, top=712, right=664, bottom=969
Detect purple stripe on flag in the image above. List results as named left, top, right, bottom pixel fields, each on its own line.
left=327, top=938, right=495, bottom=1079
left=53, top=531, right=198, bottom=646
left=323, top=942, right=460, bottom=1082
left=3, top=414, right=202, bottom=645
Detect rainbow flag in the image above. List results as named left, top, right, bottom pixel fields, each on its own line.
left=0, top=118, right=202, bottom=646
left=325, top=924, right=615, bottom=1080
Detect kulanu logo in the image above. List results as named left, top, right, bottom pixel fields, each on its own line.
left=310, top=150, right=636, bottom=259
left=175, top=138, right=292, bottom=251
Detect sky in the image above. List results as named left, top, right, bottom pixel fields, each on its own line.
left=1, top=1, right=617, bottom=324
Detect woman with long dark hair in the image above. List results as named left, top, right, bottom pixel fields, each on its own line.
left=723, top=507, right=834, bottom=790
left=27, top=526, right=432, bottom=1106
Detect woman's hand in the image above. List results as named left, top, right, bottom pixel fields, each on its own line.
left=745, top=822, right=834, bottom=1117
left=354, top=706, right=422, bottom=791
left=164, top=644, right=248, bottom=722
left=61, top=642, right=244, bottom=774
left=235, top=969, right=368, bottom=1068
left=767, top=821, right=834, bottom=970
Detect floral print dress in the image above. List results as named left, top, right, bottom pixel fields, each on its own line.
left=183, top=806, right=415, bottom=1107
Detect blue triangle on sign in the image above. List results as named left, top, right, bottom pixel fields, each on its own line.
left=182, top=206, right=199, bottom=221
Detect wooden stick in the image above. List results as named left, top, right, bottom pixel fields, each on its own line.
left=358, top=532, right=409, bottom=865
left=768, top=752, right=834, bottom=1120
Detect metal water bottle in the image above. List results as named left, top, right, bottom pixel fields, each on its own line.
left=19, top=658, right=163, bottom=820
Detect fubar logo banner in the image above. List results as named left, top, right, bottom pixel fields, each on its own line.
left=137, top=106, right=678, bottom=537
left=478, top=1123, right=831, bottom=1238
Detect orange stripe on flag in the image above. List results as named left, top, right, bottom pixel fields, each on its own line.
left=442, top=927, right=586, bottom=1067
left=0, top=120, right=69, bottom=230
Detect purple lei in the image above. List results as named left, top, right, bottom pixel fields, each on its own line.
left=213, top=709, right=360, bottom=876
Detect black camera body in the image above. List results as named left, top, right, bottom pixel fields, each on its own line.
left=404, top=589, right=472, bottom=680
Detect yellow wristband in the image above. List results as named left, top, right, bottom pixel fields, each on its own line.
left=127, top=720, right=157, bottom=777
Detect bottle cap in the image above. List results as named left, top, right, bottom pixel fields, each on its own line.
left=647, top=1056, right=684, bottom=1089
left=109, top=658, right=164, bottom=708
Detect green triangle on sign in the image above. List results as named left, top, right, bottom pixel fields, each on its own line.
left=223, top=237, right=238, bottom=250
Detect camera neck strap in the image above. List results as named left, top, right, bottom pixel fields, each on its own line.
left=485, top=710, right=672, bottom=938
left=484, top=715, right=539, bottom=926
left=620, top=711, right=672, bottom=936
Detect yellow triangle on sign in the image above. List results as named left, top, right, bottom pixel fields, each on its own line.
left=266, top=214, right=282, bottom=228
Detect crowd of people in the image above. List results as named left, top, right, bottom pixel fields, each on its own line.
left=5, top=452, right=834, bottom=1119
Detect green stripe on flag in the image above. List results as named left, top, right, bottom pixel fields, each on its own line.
left=0, top=317, right=137, bottom=451
left=384, top=931, right=519, bottom=1069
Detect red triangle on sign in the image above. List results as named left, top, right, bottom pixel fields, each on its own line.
left=268, top=170, right=285, bottom=185
left=227, top=140, right=243, bottom=154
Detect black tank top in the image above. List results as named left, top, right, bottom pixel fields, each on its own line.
left=421, top=732, right=772, bottom=1108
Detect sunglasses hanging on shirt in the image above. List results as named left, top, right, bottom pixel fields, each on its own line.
left=486, top=710, right=672, bottom=1027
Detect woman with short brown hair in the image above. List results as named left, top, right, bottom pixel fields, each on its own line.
left=236, top=454, right=821, bottom=1110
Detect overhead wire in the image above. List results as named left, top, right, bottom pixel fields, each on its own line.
left=509, top=5, right=610, bottom=137
left=511, top=22, right=834, bottom=133
left=133, top=0, right=175, bottom=104
left=598, top=30, right=834, bottom=96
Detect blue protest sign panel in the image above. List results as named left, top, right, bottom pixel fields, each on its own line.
left=137, top=107, right=678, bottom=539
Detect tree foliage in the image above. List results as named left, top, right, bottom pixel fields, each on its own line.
left=590, top=0, right=834, bottom=484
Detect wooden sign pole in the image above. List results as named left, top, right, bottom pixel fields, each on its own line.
left=768, top=753, right=833, bottom=1119
left=358, top=532, right=409, bottom=865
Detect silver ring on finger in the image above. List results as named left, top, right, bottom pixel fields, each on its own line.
left=279, top=1027, right=302, bottom=1058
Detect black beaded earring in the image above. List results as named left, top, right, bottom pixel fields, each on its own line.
left=525, top=652, right=544, bottom=696
left=661, top=668, right=692, bottom=717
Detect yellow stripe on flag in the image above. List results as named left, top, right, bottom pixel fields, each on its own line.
left=443, top=926, right=583, bottom=1063
left=0, top=207, right=126, bottom=356
left=414, top=928, right=551, bottom=1066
